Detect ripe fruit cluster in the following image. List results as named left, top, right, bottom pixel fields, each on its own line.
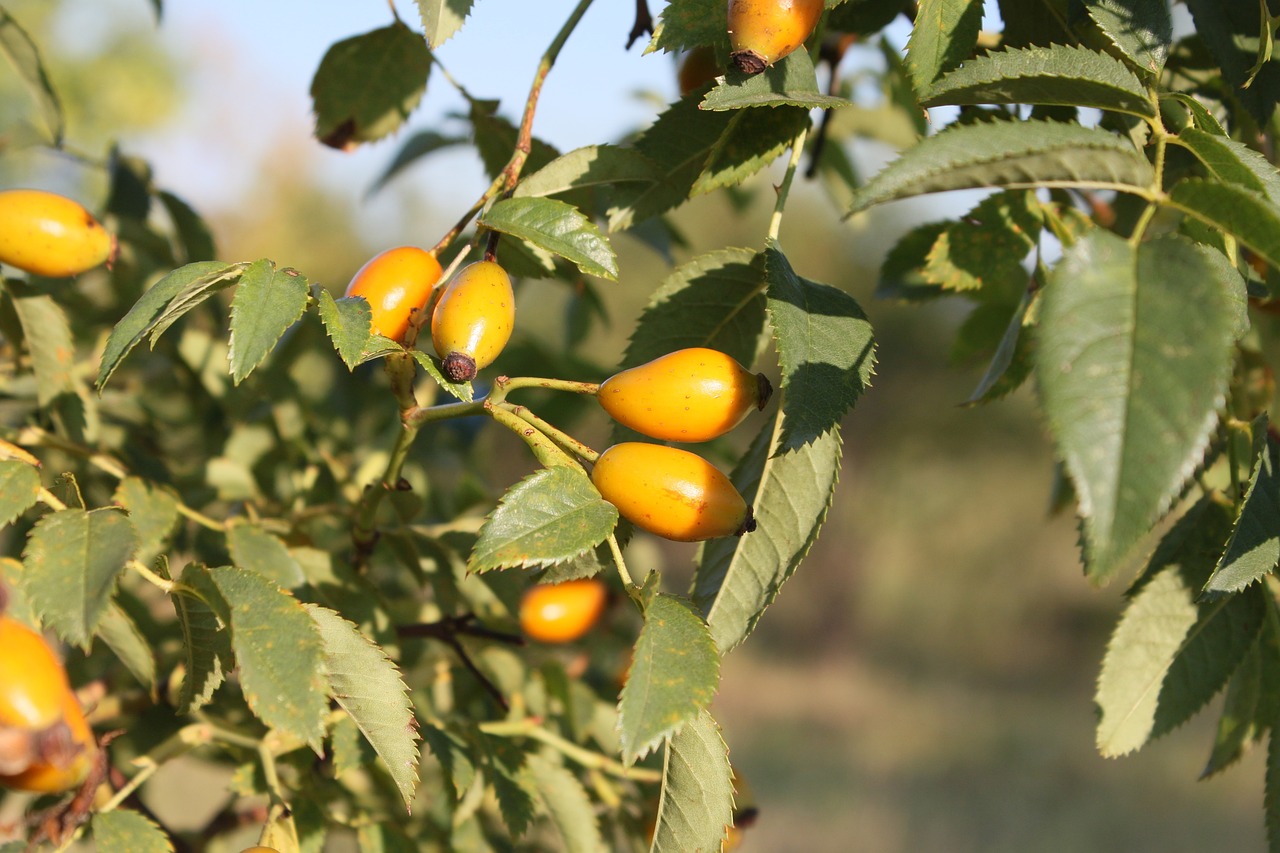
left=0, top=615, right=97, bottom=794
left=727, top=0, right=824, bottom=74
left=0, top=189, right=114, bottom=278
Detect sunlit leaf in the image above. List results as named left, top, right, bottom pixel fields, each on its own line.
left=700, top=50, right=850, bottom=110
left=7, top=281, right=75, bottom=406
left=0, top=461, right=40, bottom=529
left=480, top=197, right=618, bottom=281
left=650, top=710, right=734, bottom=853
left=416, top=0, right=476, bottom=48
left=228, top=260, right=309, bottom=384
left=91, top=809, right=173, bottom=852
left=906, top=0, right=983, bottom=95
left=316, top=290, right=373, bottom=371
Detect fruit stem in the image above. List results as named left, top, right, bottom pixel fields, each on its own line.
left=768, top=123, right=809, bottom=244
left=498, top=402, right=600, bottom=463
left=607, top=533, right=638, bottom=594
left=479, top=718, right=662, bottom=782
left=492, top=375, right=601, bottom=398
left=487, top=401, right=579, bottom=468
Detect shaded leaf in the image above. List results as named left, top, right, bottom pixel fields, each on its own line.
left=171, top=564, right=233, bottom=713
left=92, top=809, right=173, bottom=852
left=650, top=710, right=734, bottom=853
left=699, top=50, right=851, bottom=110
left=228, top=260, right=310, bottom=384
left=0, top=460, right=40, bottom=529
left=156, top=190, right=216, bottom=263
left=23, top=508, right=137, bottom=648
left=1202, top=637, right=1263, bottom=778
left=228, top=522, right=306, bottom=589
left=0, top=9, right=63, bottom=144
left=307, top=604, right=420, bottom=810
left=113, top=477, right=179, bottom=562
left=98, top=602, right=157, bottom=691
left=409, top=349, right=474, bottom=402
left=480, top=197, right=618, bottom=280
left=526, top=753, right=606, bottom=853
left=370, top=130, right=467, bottom=195
left=1084, top=0, right=1171, bottom=79
left=1204, top=416, right=1280, bottom=597
left=693, top=106, right=812, bottom=195
left=906, top=0, right=983, bottom=94
left=965, top=289, right=1035, bottom=404
left=646, top=0, right=726, bottom=54
left=1183, top=0, right=1280, bottom=125
left=1035, top=231, right=1240, bottom=582
left=515, top=145, right=663, bottom=199
left=765, top=248, right=876, bottom=451
left=8, top=282, right=75, bottom=406
left=619, top=593, right=720, bottom=764
left=469, top=467, right=618, bottom=573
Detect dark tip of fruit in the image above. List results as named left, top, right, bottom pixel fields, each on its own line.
left=755, top=373, right=773, bottom=410
left=737, top=507, right=757, bottom=536
left=730, top=50, right=768, bottom=75
left=442, top=352, right=477, bottom=383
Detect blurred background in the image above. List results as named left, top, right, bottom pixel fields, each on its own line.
left=0, top=0, right=1266, bottom=849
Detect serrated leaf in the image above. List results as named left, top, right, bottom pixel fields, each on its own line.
left=0, top=10, right=63, bottom=144
left=480, top=197, right=618, bottom=281
left=310, top=22, right=431, bottom=149
left=23, top=507, right=137, bottom=647
left=417, top=0, right=476, bottom=48
left=306, top=604, right=420, bottom=810
left=1269, top=728, right=1280, bottom=852
left=96, top=261, right=240, bottom=390
left=619, top=594, right=720, bottom=764
left=172, top=564, right=233, bottom=713
left=113, top=477, right=178, bottom=563
left=228, top=260, right=310, bottom=384
left=227, top=523, right=305, bottom=591
left=1168, top=180, right=1280, bottom=272
left=647, top=0, right=725, bottom=54
left=156, top=190, right=216, bottom=263
left=846, top=120, right=1154, bottom=215
left=92, top=808, right=173, bottom=853
left=1202, top=637, right=1263, bottom=778
left=8, top=282, right=75, bottom=406
left=148, top=264, right=247, bottom=345
left=98, top=602, right=157, bottom=690
left=699, top=49, right=851, bottom=111
left=1204, top=416, right=1280, bottom=597
left=408, top=349, right=474, bottom=402
left=1086, top=0, right=1171, bottom=80
left=650, top=709, right=734, bottom=853
left=469, top=467, right=618, bottom=573
left=514, top=145, right=662, bottom=199
left=906, top=0, right=983, bottom=95
left=693, top=105, right=811, bottom=195
left=829, top=0, right=911, bottom=34
left=922, top=44, right=1155, bottom=118
left=965, top=288, right=1035, bottom=404
left=316, top=290, right=374, bottom=370
left=370, top=130, right=467, bottom=194
left=0, top=460, right=39, bottom=528
left=1035, top=231, right=1239, bottom=582
left=207, top=565, right=327, bottom=749
left=420, top=722, right=476, bottom=803
left=1173, top=128, right=1280, bottom=202
left=765, top=248, right=876, bottom=451
left=693, top=409, right=841, bottom=653
left=526, top=753, right=606, bottom=853
left=1096, top=500, right=1267, bottom=756
left=1184, top=0, right=1280, bottom=125
left=923, top=190, right=1041, bottom=294
left=484, top=738, right=537, bottom=838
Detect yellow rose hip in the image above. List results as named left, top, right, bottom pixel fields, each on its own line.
left=598, top=347, right=772, bottom=442
left=344, top=246, right=443, bottom=344
left=727, top=0, right=824, bottom=74
left=591, top=442, right=755, bottom=542
left=0, top=189, right=114, bottom=278
left=431, top=260, right=515, bottom=382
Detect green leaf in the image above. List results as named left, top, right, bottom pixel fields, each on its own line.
left=846, top=120, right=1154, bottom=215
left=922, top=44, right=1155, bottom=118
left=408, top=349, right=474, bottom=402
left=23, top=507, right=138, bottom=648
left=1096, top=500, right=1267, bottom=756
left=96, top=261, right=240, bottom=390
left=765, top=248, right=876, bottom=452
left=98, top=602, right=157, bottom=690
left=156, top=190, right=216, bottom=263
left=92, top=808, right=173, bottom=852
left=1204, top=416, right=1280, bottom=598
left=526, top=753, right=606, bottom=853
left=0, top=460, right=40, bottom=529
left=469, top=99, right=562, bottom=181
left=965, top=289, right=1035, bottom=404
left=1202, top=638, right=1263, bottom=778
left=693, top=409, right=841, bottom=653
left=1184, top=0, right=1280, bottom=125
left=619, top=593, right=720, bottom=764
left=315, top=290, right=373, bottom=370
left=922, top=190, right=1041, bottom=294
left=647, top=0, right=726, bottom=54
left=7, top=282, right=75, bottom=406
left=113, top=477, right=179, bottom=563
left=0, top=9, right=63, bottom=144
left=228, top=260, right=310, bottom=384
left=906, top=0, right=983, bottom=95
left=369, top=130, right=468, bottom=195
left=207, top=565, right=327, bottom=749
left=699, top=50, right=851, bottom=110
left=480, top=197, right=618, bottom=281
left=310, top=22, right=431, bottom=149
left=228, top=522, right=307, bottom=589
left=469, top=467, right=618, bottom=573
left=306, top=604, right=420, bottom=810
left=1173, top=128, right=1280, bottom=202
left=171, top=564, right=234, bottom=713
left=483, top=738, right=537, bottom=838
left=1034, top=232, right=1240, bottom=582
left=1084, top=0, right=1171, bottom=79
left=1168, top=180, right=1280, bottom=272
left=416, top=0, right=476, bottom=48
left=650, top=710, right=734, bottom=853
left=829, top=0, right=911, bottom=34
left=421, top=722, right=476, bottom=803
left=514, top=144, right=663, bottom=199
left=693, top=105, right=812, bottom=195
left=1268, top=728, right=1280, bottom=852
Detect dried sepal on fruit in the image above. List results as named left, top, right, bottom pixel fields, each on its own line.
left=727, top=0, right=824, bottom=74
left=591, top=442, right=755, bottom=542
left=431, top=260, right=516, bottom=382
left=598, top=347, right=772, bottom=443
left=0, top=189, right=114, bottom=278
left=519, top=578, right=609, bottom=643
left=343, top=246, right=443, bottom=343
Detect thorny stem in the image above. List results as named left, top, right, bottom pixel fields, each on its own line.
left=479, top=718, right=663, bottom=782
left=498, top=402, right=600, bottom=464
left=768, top=124, right=810, bottom=243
